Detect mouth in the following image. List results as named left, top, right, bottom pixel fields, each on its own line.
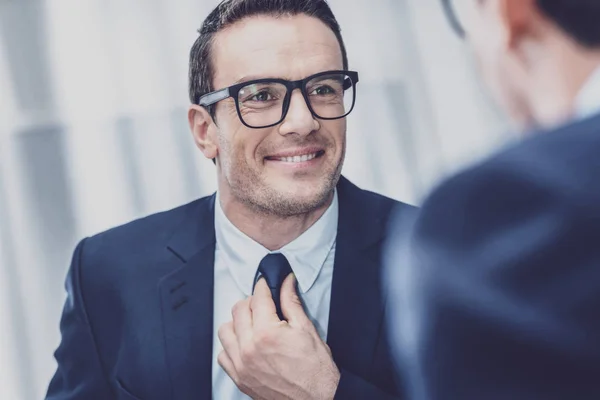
left=265, top=150, right=326, bottom=163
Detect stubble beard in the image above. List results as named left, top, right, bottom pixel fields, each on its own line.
left=222, top=140, right=345, bottom=218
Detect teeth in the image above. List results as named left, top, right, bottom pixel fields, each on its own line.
left=276, top=152, right=318, bottom=163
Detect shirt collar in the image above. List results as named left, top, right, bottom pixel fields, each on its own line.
left=214, top=190, right=339, bottom=296
left=574, top=65, right=600, bottom=121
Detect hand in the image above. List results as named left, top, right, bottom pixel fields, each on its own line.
left=218, top=274, right=340, bottom=400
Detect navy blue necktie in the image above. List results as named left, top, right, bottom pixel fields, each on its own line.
left=254, top=253, right=292, bottom=320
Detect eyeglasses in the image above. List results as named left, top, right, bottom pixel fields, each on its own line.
left=196, top=70, right=359, bottom=129
left=441, top=0, right=466, bottom=38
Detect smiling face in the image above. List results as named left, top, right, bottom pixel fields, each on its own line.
left=194, top=14, right=346, bottom=217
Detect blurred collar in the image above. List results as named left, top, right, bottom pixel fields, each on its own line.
left=574, top=65, right=600, bottom=121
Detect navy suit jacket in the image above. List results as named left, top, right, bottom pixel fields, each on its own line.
left=386, top=114, right=600, bottom=399
left=47, top=176, right=415, bottom=400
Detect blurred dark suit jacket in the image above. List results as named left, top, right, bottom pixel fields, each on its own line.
left=386, top=113, right=600, bottom=400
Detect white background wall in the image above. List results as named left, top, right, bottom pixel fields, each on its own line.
left=0, top=0, right=511, bottom=398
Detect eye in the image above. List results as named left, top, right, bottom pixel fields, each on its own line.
left=248, top=90, right=275, bottom=102
left=310, top=85, right=336, bottom=96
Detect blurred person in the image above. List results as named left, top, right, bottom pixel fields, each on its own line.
left=386, top=0, right=600, bottom=399
left=46, top=0, right=415, bottom=399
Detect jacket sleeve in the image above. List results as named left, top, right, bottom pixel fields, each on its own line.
left=46, top=238, right=114, bottom=400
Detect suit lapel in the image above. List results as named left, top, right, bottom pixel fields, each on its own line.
left=327, top=177, right=390, bottom=378
left=159, top=195, right=216, bottom=400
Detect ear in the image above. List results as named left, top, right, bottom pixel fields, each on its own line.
left=497, top=0, right=537, bottom=49
left=188, top=105, right=218, bottom=160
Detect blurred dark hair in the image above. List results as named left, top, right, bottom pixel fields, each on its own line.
left=188, top=0, right=348, bottom=115
left=537, top=0, right=600, bottom=48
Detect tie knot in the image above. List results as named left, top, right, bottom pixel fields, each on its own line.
left=255, top=253, right=293, bottom=320
left=257, top=253, right=292, bottom=290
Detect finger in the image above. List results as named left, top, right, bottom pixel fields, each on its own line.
left=218, top=321, right=242, bottom=369
left=280, top=273, right=314, bottom=330
left=217, top=349, right=239, bottom=384
left=231, top=297, right=253, bottom=347
left=251, top=277, right=281, bottom=327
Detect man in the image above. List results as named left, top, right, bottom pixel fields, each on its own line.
left=386, top=0, right=600, bottom=399
left=46, top=0, right=414, bottom=399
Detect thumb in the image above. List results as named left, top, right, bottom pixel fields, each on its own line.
left=251, top=277, right=279, bottom=326
left=280, top=273, right=312, bottom=329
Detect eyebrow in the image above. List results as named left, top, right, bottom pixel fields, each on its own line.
left=233, top=75, right=283, bottom=85
left=232, top=68, right=345, bottom=85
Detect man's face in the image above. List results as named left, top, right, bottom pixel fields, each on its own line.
left=452, top=0, right=533, bottom=128
left=207, top=14, right=346, bottom=216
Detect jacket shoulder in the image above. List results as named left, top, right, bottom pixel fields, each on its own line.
left=89, top=197, right=209, bottom=247
left=338, top=175, right=416, bottom=215
left=75, top=195, right=214, bottom=279
left=338, top=176, right=418, bottom=246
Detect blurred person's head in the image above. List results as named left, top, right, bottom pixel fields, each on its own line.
left=187, top=0, right=357, bottom=220
left=443, top=0, right=600, bottom=130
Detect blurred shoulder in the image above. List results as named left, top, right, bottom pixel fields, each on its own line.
left=411, top=113, right=600, bottom=248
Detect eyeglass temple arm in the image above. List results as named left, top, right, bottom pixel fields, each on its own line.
left=198, top=87, right=231, bottom=106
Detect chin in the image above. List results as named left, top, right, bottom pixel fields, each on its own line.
left=264, top=180, right=334, bottom=215
left=278, top=182, right=327, bottom=202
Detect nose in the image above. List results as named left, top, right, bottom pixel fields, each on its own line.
left=278, top=90, right=319, bottom=137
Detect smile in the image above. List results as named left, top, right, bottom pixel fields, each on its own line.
left=274, top=153, right=318, bottom=163
left=266, top=150, right=325, bottom=163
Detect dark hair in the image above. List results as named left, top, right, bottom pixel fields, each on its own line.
left=537, top=0, right=600, bottom=48
left=188, top=0, right=348, bottom=112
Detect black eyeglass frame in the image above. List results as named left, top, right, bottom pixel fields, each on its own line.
left=441, top=0, right=466, bottom=38
left=195, top=70, right=360, bottom=129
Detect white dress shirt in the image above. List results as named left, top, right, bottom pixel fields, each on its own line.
left=211, top=191, right=339, bottom=400
left=574, top=65, right=600, bottom=119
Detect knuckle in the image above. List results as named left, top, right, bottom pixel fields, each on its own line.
left=240, top=345, right=256, bottom=364
left=218, top=322, right=232, bottom=339
left=232, top=298, right=249, bottom=317
left=249, top=295, right=260, bottom=310
left=217, top=350, right=227, bottom=365
left=254, top=328, right=275, bottom=347
left=231, top=301, right=243, bottom=316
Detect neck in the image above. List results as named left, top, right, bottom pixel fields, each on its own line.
left=527, top=41, right=600, bottom=128
left=218, top=190, right=334, bottom=251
